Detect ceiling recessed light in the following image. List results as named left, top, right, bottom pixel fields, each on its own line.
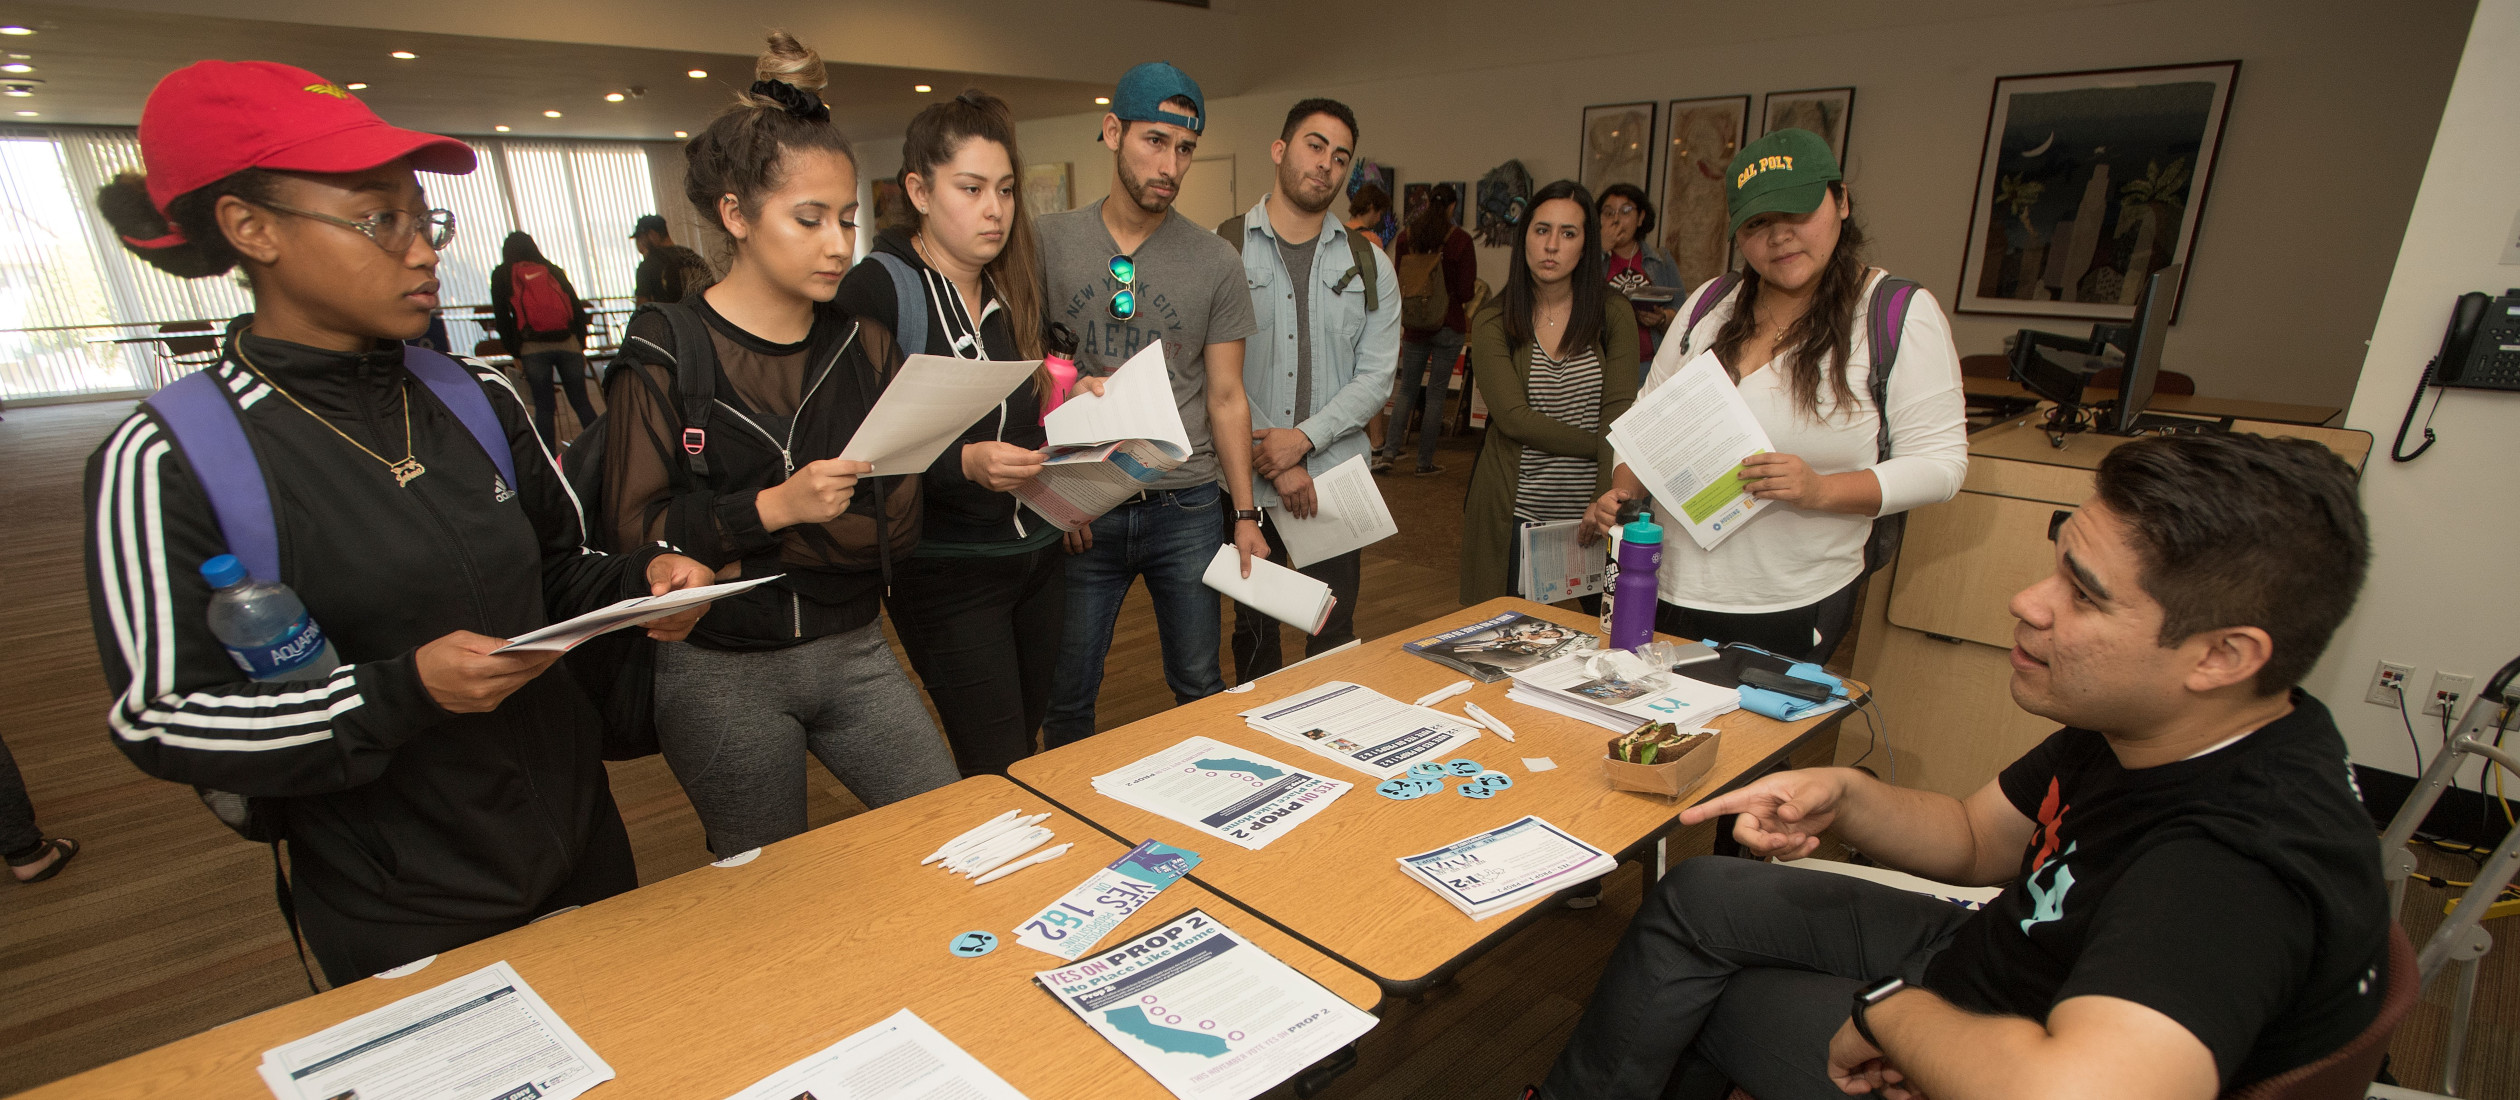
left=1094, top=97, right=1111, bottom=105
left=0, top=27, right=34, bottom=36
left=345, top=81, right=367, bottom=90
left=605, top=92, right=625, bottom=102
left=543, top=110, right=562, bottom=118
left=1, top=63, right=29, bottom=74
left=3, top=88, right=29, bottom=97
left=13, top=110, right=33, bottom=116
left=913, top=84, right=932, bottom=93
left=672, top=130, right=688, bottom=138
left=390, top=50, right=416, bottom=59
left=494, top=124, right=511, bottom=132
left=686, top=69, right=707, bottom=79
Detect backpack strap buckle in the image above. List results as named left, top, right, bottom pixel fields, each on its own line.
left=682, top=427, right=707, bottom=455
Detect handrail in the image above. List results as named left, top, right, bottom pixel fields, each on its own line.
left=0, top=296, right=639, bottom=340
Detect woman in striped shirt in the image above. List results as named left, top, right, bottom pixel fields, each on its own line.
left=1460, top=180, right=1638, bottom=607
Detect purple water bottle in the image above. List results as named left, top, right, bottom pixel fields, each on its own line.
left=1608, top=512, right=1663, bottom=650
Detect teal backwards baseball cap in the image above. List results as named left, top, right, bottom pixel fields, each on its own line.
left=1725, top=128, right=1842, bottom=236
left=1110, top=61, right=1204, bottom=134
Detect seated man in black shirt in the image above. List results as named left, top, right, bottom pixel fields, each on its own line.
left=1539, top=432, right=2388, bottom=1100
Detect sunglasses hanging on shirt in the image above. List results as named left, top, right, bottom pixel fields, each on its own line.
left=1107, top=253, right=1138, bottom=321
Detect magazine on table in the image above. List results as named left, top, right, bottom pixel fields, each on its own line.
left=1397, top=816, right=1618, bottom=920
left=1505, top=650, right=1740, bottom=732
left=1403, top=610, right=1598, bottom=682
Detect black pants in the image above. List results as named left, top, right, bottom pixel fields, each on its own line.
left=1655, top=575, right=1865, bottom=665
left=518, top=348, right=596, bottom=447
left=1543, top=857, right=1973, bottom=1100
left=886, top=541, right=1067, bottom=777
left=1231, top=521, right=1360, bottom=682
left=290, top=790, right=638, bottom=986
left=0, top=732, right=43, bottom=860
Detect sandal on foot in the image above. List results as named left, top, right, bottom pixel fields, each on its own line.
left=9, top=837, right=78, bottom=884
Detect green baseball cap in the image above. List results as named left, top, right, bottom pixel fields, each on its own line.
left=1725, top=128, right=1842, bottom=236
left=1110, top=61, right=1204, bottom=134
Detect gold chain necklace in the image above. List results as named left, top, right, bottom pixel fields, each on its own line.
left=234, top=344, right=427, bottom=487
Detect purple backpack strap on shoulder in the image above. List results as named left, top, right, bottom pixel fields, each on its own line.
left=1679, top=270, right=1745, bottom=357
left=145, top=370, right=282, bottom=583
left=402, top=346, right=520, bottom=487
left=1865, top=276, right=1924, bottom=462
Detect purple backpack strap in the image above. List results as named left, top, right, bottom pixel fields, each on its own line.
left=145, top=370, right=282, bottom=583
left=1865, top=276, right=1924, bottom=461
left=402, top=346, right=521, bottom=487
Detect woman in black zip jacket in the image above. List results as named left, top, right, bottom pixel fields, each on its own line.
left=83, top=59, right=716, bottom=984
left=597, top=33, right=959, bottom=858
left=835, top=91, right=1064, bottom=778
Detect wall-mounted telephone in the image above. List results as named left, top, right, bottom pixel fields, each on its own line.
left=2393, top=290, right=2520, bottom=462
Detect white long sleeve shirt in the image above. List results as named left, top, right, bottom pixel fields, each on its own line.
left=1627, top=270, right=1970, bottom=614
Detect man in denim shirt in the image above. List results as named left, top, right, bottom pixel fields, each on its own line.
left=1226, top=98, right=1400, bottom=679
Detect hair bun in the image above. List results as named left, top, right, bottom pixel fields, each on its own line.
left=749, top=31, right=826, bottom=97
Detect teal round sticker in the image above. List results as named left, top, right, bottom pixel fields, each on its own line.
left=949, top=930, right=999, bottom=957
left=1408, top=762, right=1447, bottom=780
left=1445, top=759, right=1484, bottom=777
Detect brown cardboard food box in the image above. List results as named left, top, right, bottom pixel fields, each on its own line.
left=1600, top=729, right=1722, bottom=801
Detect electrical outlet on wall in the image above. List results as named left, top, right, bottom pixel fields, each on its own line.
left=2367, top=661, right=2417, bottom=707
left=2427, top=672, right=2475, bottom=719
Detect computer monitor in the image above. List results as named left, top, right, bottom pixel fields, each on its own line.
left=2100, top=263, right=2183, bottom=434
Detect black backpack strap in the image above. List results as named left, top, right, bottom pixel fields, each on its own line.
left=1864, top=275, right=1924, bottom=463
left=643, top=301, right=718, bottom=479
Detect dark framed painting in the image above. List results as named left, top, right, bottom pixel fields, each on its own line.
left=1580, top=101, right=1656, bottom=196
left=1346, top=159, right=1398, bottom=246
left=1956, top=61, right=2239, bottom=321
left=1659, top=94, right=1750, bottom=295
left=1759, top=87, right=1854, bottom=162
left=1441, top=181, right=1467, bottom=226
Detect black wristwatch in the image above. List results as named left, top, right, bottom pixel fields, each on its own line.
left=1851, top=976, right=1906, bottom=1049
left=1233, top=509, right=1264, bottom=525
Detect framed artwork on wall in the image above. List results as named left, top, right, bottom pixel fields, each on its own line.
left=1441, top=182, right=1467, bottom=226
left=1580, top=101, right=1656, bottom=196
left=1021, top=161, right=1071, bottom=217
left=1347, top=160, right=1398, bottom=247
left=1759, top=86, right=1854, bottom=162
left=1659, top=94, right=1750, bottom=296
left=1955, top=60, right=2239, bottom=321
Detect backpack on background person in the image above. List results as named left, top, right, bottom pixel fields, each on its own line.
left=509, top=261, right=577, bottom=339
left=1397, top=249, right=1449, bottom=331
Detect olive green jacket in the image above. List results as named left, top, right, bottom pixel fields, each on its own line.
left=1460, top=295, right=1638, bottom=605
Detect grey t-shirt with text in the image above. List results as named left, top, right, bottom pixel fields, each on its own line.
left=1038, top=198, right=1259, bottom=490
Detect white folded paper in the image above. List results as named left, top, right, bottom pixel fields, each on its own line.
left=1504, top=650, right=1740, bottom=732
left=1014, top=343, right=1193, bottom=531
left=257, top=960, right=611, bottom=1100
left=493, top=574, right=781, bottom=653
left=1092, top=736, right=1348, bottom=850
left=1201, top=544, right=1335, bottom=635
left=1609, top=349, right=1776, bottom=551
left=1398, top=816, right=1617, bottom=920
left=1240, top=680, right=1482, bottom=780
left=840, top=353, right=1042, bottom=476
left=720, top=1008, right=1028, bottom=1100
left=1266, top=453, right=1397, bottom=568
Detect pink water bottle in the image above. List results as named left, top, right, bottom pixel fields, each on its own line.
left=1039, top=322, right=1081, bottom=421
left=1608, top=512, right=1664, bottom=649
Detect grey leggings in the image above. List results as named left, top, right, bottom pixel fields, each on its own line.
left=654, top=623, right=960, bottom=857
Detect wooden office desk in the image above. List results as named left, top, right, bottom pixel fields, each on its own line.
left=1008, top=598, right=1863, bottom=997
left=1961, top=376, right=2342, bottom=427
left=17, top=776, right=1378, bottom=1100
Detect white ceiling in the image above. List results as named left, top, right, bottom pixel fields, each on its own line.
left=0, top=0, right=1114, bottom=141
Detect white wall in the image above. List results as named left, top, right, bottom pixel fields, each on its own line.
left=1012, top=0, right=2470, bottom=410
left=2302, top=0, right=2520, bottom=782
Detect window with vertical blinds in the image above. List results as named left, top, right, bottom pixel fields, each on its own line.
left=0, top=125, right=660, bottom=400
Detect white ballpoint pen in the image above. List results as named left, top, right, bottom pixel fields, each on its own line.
left=938, top=813, right=1046, bottom=868
left=973, top=843, right=1073, bottom=885
left=947, top=826, right=1042, bottom=875
left=1465, top=701, right=1517, bottom=742
left=923, top=810, right=1017, bottom=864
left=1414, top=679, right=1475, bottom=707
left=961, top=829, right=1053, bottom=878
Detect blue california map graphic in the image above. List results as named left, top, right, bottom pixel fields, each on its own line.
left=1106, top=1006, right=1231, bottom=1056
left=1194, top=757, right=1283, bottom=779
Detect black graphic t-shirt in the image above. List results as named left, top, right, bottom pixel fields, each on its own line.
left=1921, top=690, right=2388, bottom=1088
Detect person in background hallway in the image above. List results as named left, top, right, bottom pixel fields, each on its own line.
left=1379, top=182, right=1476, bottom=476
left=1597, top=182, right=1680, bottom=377
left=631, top=213, right=716, bottom=305
left=596, top=32, right=958, bottom=856
left=1037, top=61, right=1265, bottom=748
left=1461, top=179, right=1635, bottom=608
left=839, top=90, right=1068, bottom=778
left=1, top=733, right=77, bottom=884
left=1581, top=129, right=1967, bottom=664
left=1226, top=98, right=1398, bottom=681
left=87, top=59, right=714, bottom=983
left=488, top=230, right=596, bottom=446
left=1345, top=181, right=1390, bottom=249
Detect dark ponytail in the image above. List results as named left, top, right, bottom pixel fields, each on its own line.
left=682, top=31, right=855, bottom=253
left=96, top=168, right=281, bottom=279
left=1710, top=181, right=1868, bottom=419
left=898, top=89, right=1044, bottom=361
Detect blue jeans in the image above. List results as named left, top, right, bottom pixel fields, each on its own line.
left=518, top=348, right=595, bottom=449
left=1383, top=327, right=1465, bottom=470
left=1043, top=482, right=1228, bottom=747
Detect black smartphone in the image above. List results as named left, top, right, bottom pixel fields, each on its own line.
left=1740, top=666, right=1836, bottom=703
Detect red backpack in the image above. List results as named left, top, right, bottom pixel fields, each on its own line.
left=509, top=261, right=575, bottom=337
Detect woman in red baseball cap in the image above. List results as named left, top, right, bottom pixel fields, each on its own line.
left=84, top=60, right=716, bottom=985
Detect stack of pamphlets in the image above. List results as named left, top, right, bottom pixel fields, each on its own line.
left=1093, top=737, right=1349, bottom=850
left=1239, top=681, right=1482, bottom=780
left=1015, top=342, right=1192, bottom=531
left=1036, top=909, right=1378, bottom=1100
left=257, top=961, right=612, bottom=1100
left=1505, top=650, right=1740, bottom=732
left=722, top=1009, right=1028, bottom=1100
left=1515, top=520, right=1608, bottom=605
left=1403, top=611, right=1598, bottom=683
left=1397, top=816, right=1618, bottom=920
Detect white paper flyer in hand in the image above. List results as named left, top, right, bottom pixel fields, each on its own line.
left=1516, top=520, right=1608, bottom=605
left=1505, top=650, right=1740, bottom=732
left=1397, top=816, right=1618, bottom=920
left=1034, top=909, right=1377, bottom=1100
left=1092, top=736, right=1349, bottom=851
left=493, top=574, right=782, bottom=653
left=721, top=1007, right=1029, bottom=1100
left=1016, top=838, right=1203, bottom=961
left=1608, top=349, right=1775, bottom=551
left=256, top=960, right=611, bottom=1100
left=1014, top=342, right=1192, bottom=531
left=1199, top=545, right=1336, bottom=635
left=1265, top=454, right=1397, bottom=568
left=839, top=353, right=1041, bottom=476
left=1239, top=681, right=1481, bottom=780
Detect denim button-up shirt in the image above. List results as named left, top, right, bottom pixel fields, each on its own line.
left=1237, top=196, right=1401, bottom=508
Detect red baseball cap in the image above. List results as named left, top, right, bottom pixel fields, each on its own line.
left=125, top=60, right=477, bottom=248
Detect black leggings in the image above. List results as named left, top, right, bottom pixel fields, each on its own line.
left=1654, top=575, right=1865, bottom=665
left=289, top=795, right=638, bottom=986
left=886, top=541, right=1068, bottom=778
